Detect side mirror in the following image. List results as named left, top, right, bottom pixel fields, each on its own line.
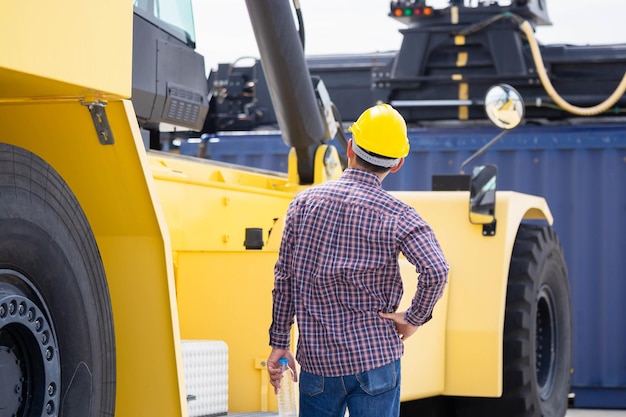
left=484, top=84, right=524, bottom=130
left=469, top=164, right=497, bottom=235
left=460, top=84, right=524, bottom=174
left=461, top=84, right=524, bottom=236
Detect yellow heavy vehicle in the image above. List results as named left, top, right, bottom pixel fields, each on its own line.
left=0, top=1, right=572, bottom=417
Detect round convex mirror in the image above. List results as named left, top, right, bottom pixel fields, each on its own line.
left=484, top=84, right=525, bottom=130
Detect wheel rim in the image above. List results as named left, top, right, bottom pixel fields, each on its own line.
left=0, top=269, right=61, bottom=417
left=536, top=284, right=557, bottom=400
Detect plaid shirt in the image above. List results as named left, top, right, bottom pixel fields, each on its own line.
left=270, top=168, right=449, bottom=376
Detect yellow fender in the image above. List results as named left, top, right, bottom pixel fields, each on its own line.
left=393, top=190, right=552, bottom=400
left=0, top=99, right=188, bottom=417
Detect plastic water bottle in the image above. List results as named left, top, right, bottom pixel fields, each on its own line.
left=277, top=358, right=297, bottom=417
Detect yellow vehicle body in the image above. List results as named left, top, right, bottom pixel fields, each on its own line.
left=0, top=0, right=554, bottom=415
left=159, top=156, right=552, bottom=410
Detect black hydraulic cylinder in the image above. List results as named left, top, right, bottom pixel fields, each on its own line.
left=245, top=0, right=326, bottom=184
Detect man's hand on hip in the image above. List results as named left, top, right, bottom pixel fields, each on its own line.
left=379, top=311, right=419, bottom=341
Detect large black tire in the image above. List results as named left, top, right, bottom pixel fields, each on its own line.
left=453, top=224, right=572, bottom=417
left=0, top=143, right=115, bottom=417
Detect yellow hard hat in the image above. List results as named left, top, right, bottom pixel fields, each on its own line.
left=349, top=104, right=410, bottom=162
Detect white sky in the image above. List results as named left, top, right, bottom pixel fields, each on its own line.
left=191, top=0, right=626, bottom=73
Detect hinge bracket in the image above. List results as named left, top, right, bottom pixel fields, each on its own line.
left=83, top=101, right=114, bottom=145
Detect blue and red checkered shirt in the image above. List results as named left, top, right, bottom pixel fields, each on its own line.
left=270, top=168, right=449, bottom=376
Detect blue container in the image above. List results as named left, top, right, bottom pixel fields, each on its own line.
left=182, top=123, right=626, bottom=408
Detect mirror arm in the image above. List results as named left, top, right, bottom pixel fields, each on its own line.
left=460, top=130, right=509, bottom=174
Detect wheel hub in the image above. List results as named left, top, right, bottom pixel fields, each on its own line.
left=536, top=285, right=557, bottom=400
left=0, top=271, right=61, bottom=417
left=0, top=345, right=22, bottom=414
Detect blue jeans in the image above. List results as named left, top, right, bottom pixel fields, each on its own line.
left=298, top=359, right=401, bottom=417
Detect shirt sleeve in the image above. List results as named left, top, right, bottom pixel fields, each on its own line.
left=399, top=211, right=450, bottom=327
left=268, top=201, right=297, bottom=349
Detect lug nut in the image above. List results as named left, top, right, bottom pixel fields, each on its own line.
left=46, top=401, right=55, bottom=415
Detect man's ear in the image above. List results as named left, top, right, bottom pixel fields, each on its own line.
left=390, top=158, right=404, bottom=173
left=347, top=139, right=355, bottom=159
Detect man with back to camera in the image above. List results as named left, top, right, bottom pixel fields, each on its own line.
left=267, top=103, right=450, bottom=417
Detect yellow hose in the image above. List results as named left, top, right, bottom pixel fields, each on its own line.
left=521, top=20, right=626, bottom=116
